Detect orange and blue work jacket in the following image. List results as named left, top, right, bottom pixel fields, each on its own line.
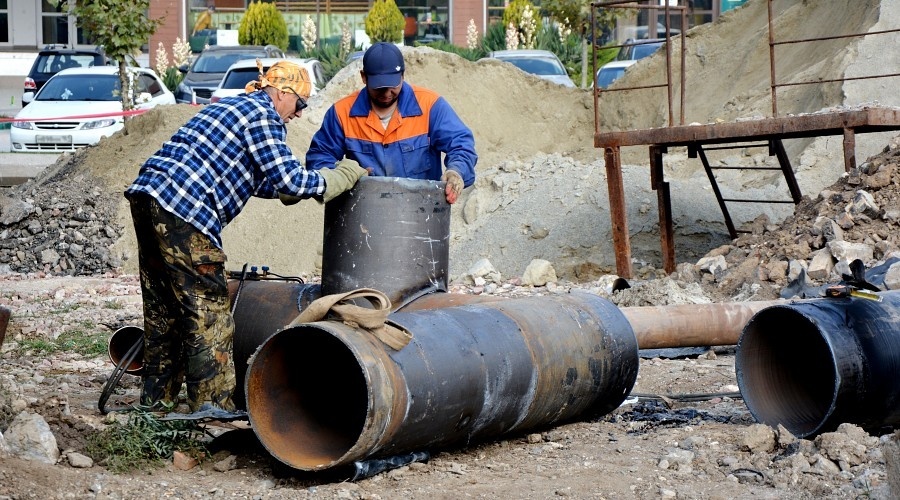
left=305, top=82, right=477, bottom=187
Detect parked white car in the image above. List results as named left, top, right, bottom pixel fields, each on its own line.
left=210, top=57, right=325, bottom=103
left=485, top=50, right=577, bottom=88
left=595, top=60, right=637, bottom=89
left=11, top=66, right=174, bottom=153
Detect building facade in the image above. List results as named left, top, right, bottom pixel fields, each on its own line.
left=0, top=1, right=742, bottom=61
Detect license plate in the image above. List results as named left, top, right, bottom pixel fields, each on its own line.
left=35, top=135, right=72, bottom=144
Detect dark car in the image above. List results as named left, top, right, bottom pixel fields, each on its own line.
left=23, top=45, right=106, bottom=107
left=175, top=44, right=285, bottom=104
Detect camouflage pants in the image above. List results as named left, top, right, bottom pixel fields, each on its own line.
left=127, top=193, right=236, bottom=412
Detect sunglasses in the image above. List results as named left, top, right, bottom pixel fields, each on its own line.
left=284, top=88, right=308, bottom=113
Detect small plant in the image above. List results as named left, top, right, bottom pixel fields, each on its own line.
left=365, top=0, right=404, bottom=44
left=18, top=326, right=107, bottom=357
left=238, top=1, right=289, bottom=51
left=154, top=38, right=191, bottom=92
left=86, top=407, right=208, bottom=473
left=340, top=21, right=353, bottom=60
left=505, top=22, right=519, bottom=51
left=502, top=0, right=542, bottom=44
left=301, top=15, right=317, bottom=52
left=0, top=377, right=17, bottom=433
left=466, top=19, right=479, bottom=50
left=519, top=5, right=537, bottom=49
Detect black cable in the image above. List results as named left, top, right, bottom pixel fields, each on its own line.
left=97, top=337, right=143, bottom=414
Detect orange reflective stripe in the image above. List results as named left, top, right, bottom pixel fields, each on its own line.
left=335, top=86, right=439, bottom=145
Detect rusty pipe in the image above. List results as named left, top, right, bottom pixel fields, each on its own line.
left=622, top=301, right=782, bottom=349
left=736, top=291, right=900, bottom=439
left=244, top=292, right=639, bottom=471
left=403, top=293, right=780, bottom=349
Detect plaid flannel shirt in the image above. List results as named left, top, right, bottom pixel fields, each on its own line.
left=126, top=91, right=323, bottom=248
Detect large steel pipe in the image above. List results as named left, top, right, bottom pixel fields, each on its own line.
left=736, top=292, right=900, bottom=439
left=245, top=292, right=639, bottom=471
left=322, top=176, right=450, bottom=308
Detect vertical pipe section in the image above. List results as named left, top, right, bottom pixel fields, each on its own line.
left=0, top=305, right=11, bottom=348
left=245, top=292, right=639, bottom=471
left=322, top=176, right=451, bottom=308
left=736, top=292, right=900, bottom=438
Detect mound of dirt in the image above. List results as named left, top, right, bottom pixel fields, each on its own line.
left=2, top=0, right=900, bottom=286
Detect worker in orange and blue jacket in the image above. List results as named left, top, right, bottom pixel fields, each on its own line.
left=306, top=42, right=477, bottom=204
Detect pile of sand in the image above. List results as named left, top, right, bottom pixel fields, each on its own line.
left=8, top=0, right=900, bottom=282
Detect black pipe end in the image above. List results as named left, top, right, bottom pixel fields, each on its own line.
left=736, top=305, right=838, bottom=438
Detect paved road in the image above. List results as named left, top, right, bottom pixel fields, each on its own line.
left=0, top=75, right=62, bottom=186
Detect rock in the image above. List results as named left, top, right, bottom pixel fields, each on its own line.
left=697, top=255, right=727, bottom=276
left=813, top=217, right=843, bottom=242
left=0, top=198, right=36, bottom=226
left=787, top=259, right=807, bottom=281
left=66, top=451, right=93, bottom=468
left=765, top=260, right=788, bottom=281
left=465, top=258, right=502, bottom=284
left=521, top=259, right=557, bottom=287
left=885, top=262, right=900, bottom=290
left=864, top=167, right=892, bottom=189
left=173, top=450, right=199, bottom=470
left=836, top=211, right=855, bottom=229
left=4, top=412, right=60, bottom=464
left=776, top=424, right=797, bottom=448
left=807, top=249, right=834, bottom=281
left=815, top=423, right=877, bottom=467
left=741, top=423, right=776, bottom=453
left=827, top=241, right=874, bottom=264
left=213, top=454, right=238, bottom=472
left=810, top=453, right=841, bottom=476
left=847, top=190, right=880, bottom=218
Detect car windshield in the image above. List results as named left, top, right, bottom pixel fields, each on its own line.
left=500, top=57, right=566, bottom=76
left=37, top=74, right=120, bottom=101
left=632, top=43, right=663, bottom=60
left=596, top=67, right=627, bottom=89
left=220, top=67, right=268, bottom=89
left=193, top=53, right=265, bottom=73
left=33, top=53, right=102, bottom=74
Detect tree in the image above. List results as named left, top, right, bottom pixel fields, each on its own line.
left=64, top=0, right=161, bottom=111
left=238, top=1, right=289, bottom=51
left=365, top=0, right=404, bottom=44
left=542, top=0, right=630, bottom=88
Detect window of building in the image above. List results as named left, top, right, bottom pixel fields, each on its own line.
left=41, top=0, right=71, bottom=45
left=0, top=0, right=8, bottom=44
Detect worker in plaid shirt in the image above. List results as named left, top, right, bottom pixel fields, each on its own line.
left=125, top=60, right=366, bottom=413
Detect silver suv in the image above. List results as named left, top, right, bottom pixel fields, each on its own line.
left=175, top=44, right=285, bottom=104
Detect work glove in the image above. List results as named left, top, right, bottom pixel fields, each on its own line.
left=442, top=169, right=464, bottom=204
left=278, top=192, right=303, bottom=205
left=319, top=160, right=368, bottom=203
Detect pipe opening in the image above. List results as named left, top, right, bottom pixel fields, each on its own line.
left=246, top=325, right=369, bottom=469
left=108, top=326, right=144, bottom=374
left=737, top=307, right=837, bottom=437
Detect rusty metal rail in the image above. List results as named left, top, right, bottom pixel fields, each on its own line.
left=590, top=1, right=900, bottom=278
left=592, top=0, right=687, bottom=130
left=766, top=0, right=900, bottom=117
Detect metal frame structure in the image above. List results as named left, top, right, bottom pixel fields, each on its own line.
left=592, top=0, right=900, bottom=278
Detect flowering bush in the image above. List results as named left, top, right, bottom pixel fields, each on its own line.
left=519, top=5, right=536, bottom=49
left=154, top=38, right=191, bottom=92
left=301, top=15, right=317, bottom=53
left=505, top=22, right=519, bottom=51
left=340, top=21, right=353, bottom=60
left=466, top=19, right=479, bottom=50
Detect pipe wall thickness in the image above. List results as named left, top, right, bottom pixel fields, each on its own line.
left=736, top=291, right=900, bottom=438
left=245, top=292, right=639, bottom=471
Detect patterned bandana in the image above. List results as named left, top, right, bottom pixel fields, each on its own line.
left=244, top=59, right=312, bottom=98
